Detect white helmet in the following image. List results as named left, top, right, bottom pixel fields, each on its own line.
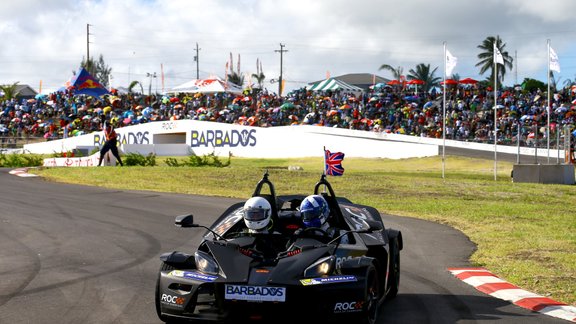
left=243, top=197, right=272, bottom=231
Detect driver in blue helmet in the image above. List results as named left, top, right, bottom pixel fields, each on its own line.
left=296, top=194, right=348, bottom=243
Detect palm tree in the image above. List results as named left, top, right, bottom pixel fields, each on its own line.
left=251, top=58, right=265, bottom=89
left=379, top=64, right=404, bottom=81
left=227, top=71, right=244, bottom=87
left=407, top=63, right=441, bottom=92
left=0, top=82, right=20, bottom=100
left=128, top=81, right=143, bottom=94
left=80, top=54, right=112, bottom=87
left=227, top=53, right=244, bottom=87
left=476, top=36, right=513, bottom=87
left=563, top=76, right=576, bottom=90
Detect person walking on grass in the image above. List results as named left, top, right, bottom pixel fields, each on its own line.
left=97, top=122, right=123, bottom=167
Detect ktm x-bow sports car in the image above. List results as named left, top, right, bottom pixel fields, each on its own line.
left=155, top=172, right=403, bottom=323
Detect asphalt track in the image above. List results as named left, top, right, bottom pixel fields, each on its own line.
left=0, top=168, right=567, bottom=324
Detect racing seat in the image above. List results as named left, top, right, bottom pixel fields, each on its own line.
left=251, top=171, right=280, bottom=226
left=276, top=198, right=304, bottom=235
left=314, top=175, right=346, bottom=230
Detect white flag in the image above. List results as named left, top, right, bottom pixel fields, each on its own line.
left=445, top=49, right=457, bottom=77
left=494, top=45, right=504, bottom=65
left=549, top=46, right=560, bottom=73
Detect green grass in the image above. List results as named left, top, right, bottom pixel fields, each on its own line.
left=32, top=156, right=576, bottom=306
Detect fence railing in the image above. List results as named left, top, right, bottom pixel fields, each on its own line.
left=0, top=136, right=45, bottom=150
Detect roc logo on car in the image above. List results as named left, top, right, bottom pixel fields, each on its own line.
left=161, top=294, right=185, bottom=307
left=334, top=301, right=364, bottom=313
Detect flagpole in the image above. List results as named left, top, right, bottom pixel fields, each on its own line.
left=493, top=43, right=498, bottom=181
left=442, top=42, right=446, bottom=179
left=547, top=39, right=551, bottom=164
left=322, top=146, right=327, bottom=176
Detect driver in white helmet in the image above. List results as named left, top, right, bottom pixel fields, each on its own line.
left=243, top=196, right=275, bottom=234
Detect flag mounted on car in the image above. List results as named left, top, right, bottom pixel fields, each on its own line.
left=324, top=148, right=345, bottom=176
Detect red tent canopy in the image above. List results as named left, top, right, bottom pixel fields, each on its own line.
left=441, top=79, right=458, bottom=85
left=407, top=79, right=425, bottom=85
left=459, top=77, right=478, bottom=84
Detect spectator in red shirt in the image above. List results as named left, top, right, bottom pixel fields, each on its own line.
left=97, top=122, right=123, bottom=167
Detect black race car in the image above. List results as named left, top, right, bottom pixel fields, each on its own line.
left=155, top=172, right=403, bottom=324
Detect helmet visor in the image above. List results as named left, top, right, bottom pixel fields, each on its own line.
left=244, top=207, right=269, bottom=221
left=302, top=209, right=321, bottom=222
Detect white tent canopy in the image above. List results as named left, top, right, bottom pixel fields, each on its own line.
left=167, top=76, right=244, bottom=94
left=307, top=78, right=363, bottom=93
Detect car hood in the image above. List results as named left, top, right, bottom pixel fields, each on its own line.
left=206, top=240, right=331, bottom=285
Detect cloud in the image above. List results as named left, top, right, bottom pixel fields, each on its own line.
left=1, top=0, right=575, bottom=93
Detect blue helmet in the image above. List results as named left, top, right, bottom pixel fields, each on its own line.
left=300, top=195, right=330, bottom=228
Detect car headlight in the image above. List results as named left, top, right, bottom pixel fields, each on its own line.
left=304, top=256, right=335, bottom=278
left=194, top=251, right=220, bottom=275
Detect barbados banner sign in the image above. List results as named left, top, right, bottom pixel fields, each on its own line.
left=70, top=67, right=110, bottom=98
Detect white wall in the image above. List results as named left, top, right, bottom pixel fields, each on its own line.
left=24, top=120, right=438, bottom=159
left=24, top=120, right=566, bottom=160
left=25, top=119, right=566, bottom=160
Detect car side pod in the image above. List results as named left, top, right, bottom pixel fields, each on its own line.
left=159, top=251, right=193, bottom=264
left=340, top=256, right=377, bottom=270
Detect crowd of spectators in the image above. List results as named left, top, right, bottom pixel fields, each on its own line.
left=1, top=82, right=576, bottom=149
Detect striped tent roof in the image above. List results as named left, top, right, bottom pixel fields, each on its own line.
left=307, top=78, right=364, bottom=92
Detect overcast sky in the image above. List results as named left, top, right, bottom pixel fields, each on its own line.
left=1, top=0, right=576, bottom=94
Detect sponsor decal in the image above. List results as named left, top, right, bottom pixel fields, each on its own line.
left=191, top=129, right=256, bottom=148
left=300, top=275, right=357, bottom=286
left=161, top=121, right=178, bottom=130
left=345, top=207, right=373, bottom=230
left=225, top=285, right=286, bottom=302
left=160, top=293, right=185, bottom=308
left=334, top=301, right=364, bottom=313
left=169, top=270, right=217, bottom=282
left=335, top=256, right=354, bottom=269
left=213, top=210, right=243, bottom=236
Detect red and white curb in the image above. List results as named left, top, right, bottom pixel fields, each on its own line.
left=8, top=168, right=38, bottom=177
left=449, top=267, right=576, bottom=322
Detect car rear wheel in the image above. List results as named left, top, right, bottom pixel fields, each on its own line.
left=358, top=264, right=380, bottom=324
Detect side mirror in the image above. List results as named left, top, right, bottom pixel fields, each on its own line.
left=364, top=219, right=383, bottom=232
left=175, top=214, right=196, bottom=228
left=355, top=219, right=383, bottom=233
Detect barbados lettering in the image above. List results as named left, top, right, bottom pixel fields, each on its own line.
left=226, top=285, right=284, bottom=296
left=191, top=129, right=256, bottom=147
left=224, top=285, right=286, bottom=302
left=93, top=131, right=150, bottom=146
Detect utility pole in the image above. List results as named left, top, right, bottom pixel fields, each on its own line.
left=194, top=43, right=201, bottom=79
left=515, top=50, right=518, bottom=85
left=275, top=43, right=288, bottom=96
left=86, top=23, right=92, bottom=62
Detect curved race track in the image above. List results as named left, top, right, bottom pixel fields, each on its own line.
left=0, top=169, right=566, bottom=323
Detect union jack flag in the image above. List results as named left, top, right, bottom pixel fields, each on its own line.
left=324, top=149, right=345, bottom=176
